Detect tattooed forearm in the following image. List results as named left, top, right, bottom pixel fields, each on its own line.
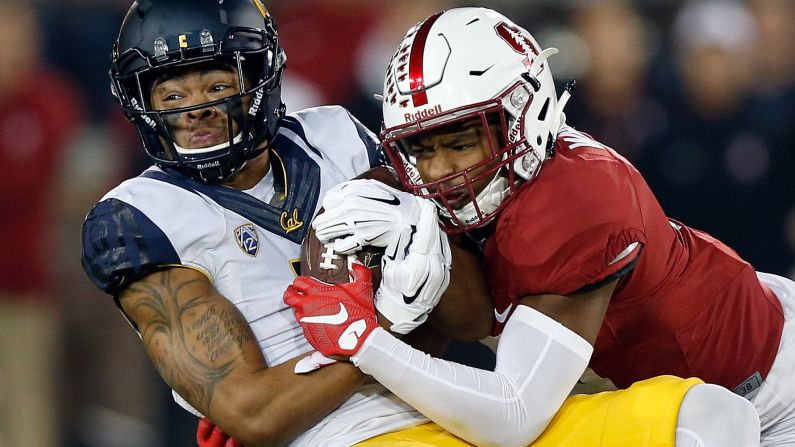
left=123, top=268, right=256, bottom=412
left=192, top=305, right=255, bottom=363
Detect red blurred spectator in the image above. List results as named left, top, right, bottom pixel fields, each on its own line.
left=565, top=0, right=663, bottom=162
left=0, top=3, right=83, bottom=446
left=269, top=0, right=381, bottom=108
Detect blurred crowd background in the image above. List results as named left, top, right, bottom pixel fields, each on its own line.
left=0, top=0, right=793, bottom=445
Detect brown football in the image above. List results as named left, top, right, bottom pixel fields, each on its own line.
left=300, top=166, right=404, bottom=290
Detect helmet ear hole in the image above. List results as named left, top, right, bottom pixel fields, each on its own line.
left=537, top=98, right=550, bottom=121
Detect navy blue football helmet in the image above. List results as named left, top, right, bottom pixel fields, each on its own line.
left=110, top=0, right=286, bottom=182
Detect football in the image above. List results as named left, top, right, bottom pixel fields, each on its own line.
left=300, top=166, right=404, bottom=290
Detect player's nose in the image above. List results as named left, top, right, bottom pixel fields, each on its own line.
left=185, top=105, right=217, bottom=121
left=424, top=148, right=458, bottom=181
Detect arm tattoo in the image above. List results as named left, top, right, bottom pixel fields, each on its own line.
left=126, top=270, right=255, bottom=411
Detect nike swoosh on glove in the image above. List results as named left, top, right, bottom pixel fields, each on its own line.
left=311, top=179, right=422, bottom=255
left=196, top=417, right=243, bottom=447
left=284, top=264, right=380, bottom=358
left=375, top=204, right=451, bottom=334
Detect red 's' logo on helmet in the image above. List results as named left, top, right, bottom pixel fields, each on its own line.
left=495, top=22, right=539, bottom=57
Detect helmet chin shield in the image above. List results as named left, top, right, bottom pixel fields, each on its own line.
left=110, top=0, right=286, bottom=183
left=438, top=174, right=511, bottom=230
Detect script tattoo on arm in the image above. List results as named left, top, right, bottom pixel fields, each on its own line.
left=120, top=267, right=260, bottom=413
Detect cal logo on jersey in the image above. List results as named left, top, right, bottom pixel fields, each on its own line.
left=280, top=208, right=304, bottom=234
left=234, top=223, right=260, bottom=257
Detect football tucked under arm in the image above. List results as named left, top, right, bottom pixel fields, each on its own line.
left=301, top=166, right=454, bottom=335
left=299, top=166, right=404, bottom=289
left=301, top=166, right=492, bottom=340
left=300, top=222, right=384, bottom=289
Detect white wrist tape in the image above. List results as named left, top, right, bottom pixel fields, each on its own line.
left=351, top=305, right=593, bottom=447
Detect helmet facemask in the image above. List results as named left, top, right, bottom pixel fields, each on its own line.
left=383, top=80, right=543, bottom=233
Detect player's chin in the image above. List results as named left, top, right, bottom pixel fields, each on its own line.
left=174, top=133, right=227, bottom=150
left=443, top=191, right=474, bottom=210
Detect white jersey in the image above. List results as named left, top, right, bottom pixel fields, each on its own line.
left=81, top=106, right=427, bottom=446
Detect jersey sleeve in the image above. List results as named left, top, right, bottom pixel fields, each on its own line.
left=81, top=198, right=181, bottom=295
left=493, top=151, right=646, bottom=296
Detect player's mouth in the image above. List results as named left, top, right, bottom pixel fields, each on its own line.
left=441, top=187, right=470, bottom=209
left=189, top=129, right=225, bottom=147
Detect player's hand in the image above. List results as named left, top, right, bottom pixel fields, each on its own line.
left=284, top=264, right=380, bottom=359
left=376, top=203, right=452, bottom=334
left=196, top=417, right=243, bottom=447
left=312, top=179, right=432, bottom=258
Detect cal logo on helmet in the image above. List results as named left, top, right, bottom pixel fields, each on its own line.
left=234, top=223, right=259, bottom=257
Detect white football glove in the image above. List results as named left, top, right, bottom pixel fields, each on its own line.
left=313, top=179, right=423, bottom=258
left=313, top=178, right=452, bottom=334
left=375, top=199, right=452, bottom=334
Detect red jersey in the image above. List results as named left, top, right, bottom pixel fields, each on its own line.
left=485, top=126, right=784, bottom=390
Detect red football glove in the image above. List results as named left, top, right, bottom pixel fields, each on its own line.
left=197, top=417, right=244, bottom=447
left=284, top=263, right=379, bottom=358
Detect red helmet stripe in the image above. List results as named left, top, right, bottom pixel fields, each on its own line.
left=408, top=12, right=443, bottom=107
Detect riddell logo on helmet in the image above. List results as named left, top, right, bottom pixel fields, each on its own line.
left=508, top=121, right=522, bottom=143
left=130, top=98, right=157, bottom=129
left=404, top=104, right=443, bottom=122
left=197, top=161, right=221, bottom=170
left=248, top=88, right=264, bottom=115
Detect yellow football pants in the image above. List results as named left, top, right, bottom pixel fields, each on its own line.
left=355, top=375, right=703, bottom=447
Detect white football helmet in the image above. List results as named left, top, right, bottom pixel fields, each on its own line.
left=381, top=7, right=571, bottom=232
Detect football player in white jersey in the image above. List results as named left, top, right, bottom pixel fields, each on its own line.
left=80, top=1, right=490, bottom=446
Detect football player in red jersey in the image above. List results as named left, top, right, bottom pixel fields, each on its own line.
left=284, top=7, right=790, bottom=447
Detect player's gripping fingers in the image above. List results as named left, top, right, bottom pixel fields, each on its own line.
left=339, top=263, right=376, bottom=310
left=197, top=417, right=215, bottom=446
left=290, top=278, right=380, bottom=357
left=285, top=286, right=340, bottom=321
left=289, top=275, right=333, bottom=293
left=196, top=418, right=243, bottom=447
left=283, top=285, right=306, bottom=316
left=314, top=180, right=421, bottom=250
left=328, top=235, right=363, bottom=255
left=348, top=262, right=373, bottom=287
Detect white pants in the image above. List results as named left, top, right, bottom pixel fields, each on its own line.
left=753, top=272, right=795, bottom=446
left=676, top=383, right=760, bottom=447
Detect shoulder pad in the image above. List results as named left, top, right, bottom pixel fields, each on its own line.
left=81, top=198, right=180, bottom=295
left=345, top=109, right=383, bottom=168
left=284, top=106, right=384, bottom=168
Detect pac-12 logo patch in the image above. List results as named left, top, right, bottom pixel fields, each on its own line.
left=234, top=223, right=259, bottom=257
